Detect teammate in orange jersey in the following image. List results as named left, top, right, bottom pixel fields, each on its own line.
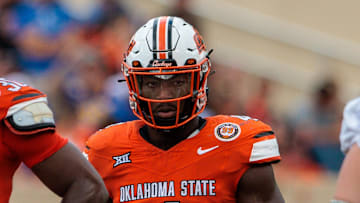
left=332, top=97, right=360, bottom=203
left=0, top=78, right=109, bottom=203
left=85, top=16, right=284, bottom=202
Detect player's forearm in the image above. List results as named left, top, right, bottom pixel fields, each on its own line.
left=61, top=177, right=109, bottom=203
left=334, top=144, right=360, bottom=203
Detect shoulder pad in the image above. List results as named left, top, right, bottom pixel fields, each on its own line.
left=86, top=123, right=124, bottom=150
left=209, top=115, right=273, bottom=140
left=229, top=115, right=280, bottom=163
left=208, top=115, right=281, bottom=164
left=230, top=115, right=259, bottom=121
left=6, top=97, right=48, bottom=118
left=86, top=121, right=141, bottom=151
left=5, top=101, right=55, bottom=135
left=0, top=78, right=45, bottom=118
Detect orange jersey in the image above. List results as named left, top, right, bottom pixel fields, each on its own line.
left=0, top=79, right=44, bottom=119
left=86, top=115, right=281, bottom=202
left=0, top=78, right=67, bottom=203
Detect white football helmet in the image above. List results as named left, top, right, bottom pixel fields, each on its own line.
left=121, top=16, right=212, bottom=129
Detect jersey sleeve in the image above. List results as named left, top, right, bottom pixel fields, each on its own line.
left=1, top=79, right=68, bottom=167
left=1, top=79, right=57, bottom=135
left=230, top=116, right=281, bottom=165
left=3, top=128, right=68, bottom=168
left=84, top=126, right=117, bottom=169
left=0, top=78, right=45, bottom=119
left=339, top=97, right=360, bottom=153
left=248, top=132, right=280, bottom=164
left=84, top=131, right=101, bottom=163
left=84, top=127, right=118, bottom=198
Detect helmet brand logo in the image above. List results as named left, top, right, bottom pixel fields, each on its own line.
left=152, top=60, right=173, bottom=67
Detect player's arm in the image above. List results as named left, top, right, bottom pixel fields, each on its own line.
left=332, top=97, right=360, bottom=203
left=31, top=141, right=110, bottom=203
left=333, top=144, right=360, bottom=203
left=234, top=117, right=283, bottom=202
left=4, top=100, right=110, bottom=202
left=236, top=163, right=284, bottom=203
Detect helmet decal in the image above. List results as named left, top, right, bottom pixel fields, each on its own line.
left=126, top=40, right=136, bottom=57
left=151, top=16, right=176, bottom=60
left=194, top=29, right=206, bottom=54
left=158, top=16, right=168, bottom=59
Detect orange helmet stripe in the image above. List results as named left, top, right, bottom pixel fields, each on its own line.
left=158, top=16, right=168, bottom=59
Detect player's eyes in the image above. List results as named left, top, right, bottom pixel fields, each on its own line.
left=173, top=80, right=185, bottom=87
left=145, top=81, right=159, bottom=88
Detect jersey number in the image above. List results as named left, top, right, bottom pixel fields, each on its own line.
left=0, top=78, right=27, bottom=91
left=231, top=115, right=258, bottom=121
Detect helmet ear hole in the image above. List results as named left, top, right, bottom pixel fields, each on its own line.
left=185, top=58, right=196, bottom=65
left=132, top=60, right=142, bottom=67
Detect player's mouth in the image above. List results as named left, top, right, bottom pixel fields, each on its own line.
left=154, top=105, right=177, bottom=118
left=157, top=110, right=176, bottom=118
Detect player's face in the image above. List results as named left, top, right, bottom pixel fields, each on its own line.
left=140, top=73, right=191, bottom=119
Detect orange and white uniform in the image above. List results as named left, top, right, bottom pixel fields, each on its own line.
left=85, top=115, right=281, bottom=202
left=0, top=78, right=67, bottom=203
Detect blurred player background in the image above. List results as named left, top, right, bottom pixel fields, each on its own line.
left=2, top=0, right=360, bottom=202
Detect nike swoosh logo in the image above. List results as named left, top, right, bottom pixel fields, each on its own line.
left=197, top=146, right=219, bottom=155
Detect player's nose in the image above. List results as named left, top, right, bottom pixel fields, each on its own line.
left=157, top=82, right=175, bottom=100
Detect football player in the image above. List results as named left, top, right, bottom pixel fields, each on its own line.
left=0, top=78, right=109, bottom=202
left=85, top=16, right=284, bottom=202
left=333, top=97, right=360, bottom=203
